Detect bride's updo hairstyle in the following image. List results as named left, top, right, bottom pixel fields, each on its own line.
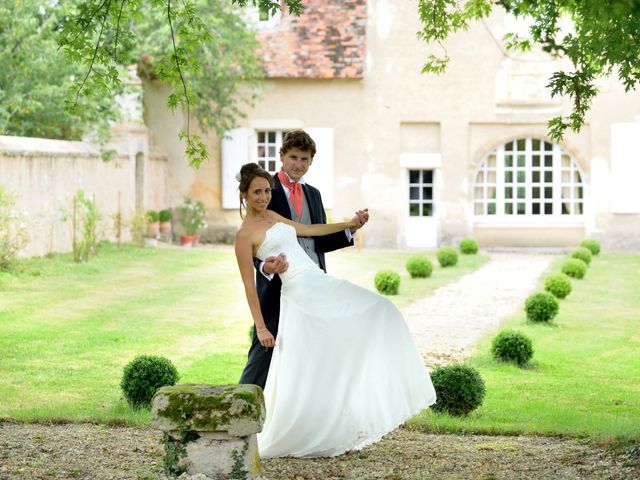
left=238, top=162, right=274, bottom=218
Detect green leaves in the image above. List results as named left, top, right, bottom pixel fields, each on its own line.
left=0, top=1, right=118, bottom=140
left=58, top=0, right=269, bottom=167
left=417, top=0, right=493, bottom=79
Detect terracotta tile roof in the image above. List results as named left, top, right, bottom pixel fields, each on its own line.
left=257, top=0, right=366, bottom=79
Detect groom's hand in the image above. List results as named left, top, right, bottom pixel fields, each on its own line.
left=351, top=209, right=369, bottom=231
left=263, top=253, right=288, bottom=274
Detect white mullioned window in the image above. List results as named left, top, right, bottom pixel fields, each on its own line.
left=473, top=138, right=584, bottom=219
left=256, top=130, right=284, bottom=174
left=408, top=169, right=434, bottom=217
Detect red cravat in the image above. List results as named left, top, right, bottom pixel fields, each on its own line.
left=278, top=169, right=303, bottom=218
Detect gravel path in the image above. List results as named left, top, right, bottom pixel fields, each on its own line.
left=404, top=252, right=558, bottom=366
left=1, top=422, right=637, bottom=480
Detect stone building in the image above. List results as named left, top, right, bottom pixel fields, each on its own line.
left=144, top=1, right=640, bottom=250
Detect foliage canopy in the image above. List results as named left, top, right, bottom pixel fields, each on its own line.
left=0, top=1, right=117, bottom=141
left=58, top=0, right=265, bottom=166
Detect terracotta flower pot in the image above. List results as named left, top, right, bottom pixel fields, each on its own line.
left=180, top=235, right=197, bottom=246
left=147, top=222, right=160, bottom=237
left=159, top=221, right=172, bottom=235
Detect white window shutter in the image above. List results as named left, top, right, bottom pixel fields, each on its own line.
left=221, top=128, right=251, bottom=209
left=305, top=128, right=334, bottom=208
left=611, top=123, right=640, bottom=213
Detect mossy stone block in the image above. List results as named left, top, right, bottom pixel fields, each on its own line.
left=151, top=384, right=265, bottom=436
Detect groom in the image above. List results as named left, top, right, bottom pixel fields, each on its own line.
left=239, top=130, right=368, bottom=388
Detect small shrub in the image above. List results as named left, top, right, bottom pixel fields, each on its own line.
left=0, top=186, right=29, bottom=270
left=430, top=364, right=486, bottom=416
left=146, top=210, right=159, bottom=223
left=374, top=270, right=401, bottom=295
left=248, top=324, right=255, bottom=343
left=436, top=247, right=458, bottom=267
left=159, top=209, right=173, bottom=222
left=406, top=255, right=433, bottom=278
left=544, top=273, right=572, bottom=299
left=580, top=239, right=601, bottom=256
left=491, top=330, right=534, bottom=366
left=561, top=258, right=588, bottom=279
left=459, top=238, right=479, bottom=255
left=571, top=247, right=592, bottom=266
left=524, top=292, right=560, bottom=323
left=121, top=355, right=179, bottom=409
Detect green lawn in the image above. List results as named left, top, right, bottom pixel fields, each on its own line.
left=408, top=253, right=640, bottom=442
left=0, top=242, right=487, bottom=424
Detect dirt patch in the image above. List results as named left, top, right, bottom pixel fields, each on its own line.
left=1, top=421, right=637, bottom=480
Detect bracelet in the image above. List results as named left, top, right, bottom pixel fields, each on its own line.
left=256, top=327, right=268, bottom=332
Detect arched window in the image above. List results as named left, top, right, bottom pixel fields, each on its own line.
left=473, top=138, right=584, bottom=218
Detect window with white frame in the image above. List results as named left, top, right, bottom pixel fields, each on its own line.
left=473, top=138, right=584, bottom=218
left=409, top=169, right=434, bottom=216
left=256, top=130, right=284, bottom=174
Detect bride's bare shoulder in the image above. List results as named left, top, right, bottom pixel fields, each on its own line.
left=236, top=221, right=259, bottom=244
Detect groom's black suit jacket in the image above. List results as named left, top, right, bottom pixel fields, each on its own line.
left=239, top=173, right=353, bottom=388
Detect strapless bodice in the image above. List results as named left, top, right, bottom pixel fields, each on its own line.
left=256, top=222, right=321, bottom=284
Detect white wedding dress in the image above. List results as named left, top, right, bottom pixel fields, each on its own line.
left=256, top=222, right=436, bottom=458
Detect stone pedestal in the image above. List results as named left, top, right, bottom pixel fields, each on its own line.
left=152, top=384, right=265, bottom=479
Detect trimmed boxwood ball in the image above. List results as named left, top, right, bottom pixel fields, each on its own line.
left=374, top=269, right=401, bottom=295
left=524, top=292, right=559, bottom=323
left=580, top=239, right=601, bottom=256
left=544, top=273, right=572, bottom=299
left=121, top=355, right=179, bottom=409
left=491, top=330, right=534, bottom=366
left=436, top=247, right=459, bottom=267
left=571, top=247, right=592, bottom=266
left=406, top=255, right=433, bottom=278
left=561, top=258, right=588, bottom=279
left=459, top=237, right=479, bottom=255
left=430, top=364, right=486, bottom=416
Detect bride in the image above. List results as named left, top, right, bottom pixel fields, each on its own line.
left=235, top=163, right=436, bottom=458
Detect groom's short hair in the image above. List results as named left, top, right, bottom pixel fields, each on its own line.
left=280, top=130, right=316, bottom=158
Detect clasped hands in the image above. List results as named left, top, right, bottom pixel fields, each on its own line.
left=263, top=209, right=369, bottom=276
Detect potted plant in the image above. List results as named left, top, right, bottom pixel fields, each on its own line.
left=179, top=197, right=207, bottom=246
left=159, top=209, right=172, bottom=235
left=146, top=210, right=160, bottom=237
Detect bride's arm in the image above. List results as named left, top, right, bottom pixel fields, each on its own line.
left=266, top=211, right=359, bottom=237
left=235, top=229, right=275, bottom=348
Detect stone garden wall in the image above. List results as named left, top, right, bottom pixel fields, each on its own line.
left=0, top=125, right=168, bottom=257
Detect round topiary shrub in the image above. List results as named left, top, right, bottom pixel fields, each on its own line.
left=459, top=237, right=479, bottom=255
left=406, top=255, right=433, bottom=278
left=374, top=269, right=401, bottom=295
left=524, top=292, right=560, bottom=323
left=580, top=239, right=601, bottom=256
left=571, top=247, right=592, bottom=266
left=436, top=247, right=459, bottom=267
left=121, top=355, right=179, bottom=409
left=544, top=273, right=572, bottom=299
left=430, top=364, right=486, bottom=416
left=561, top=258, right=588, bottom=279
left=491, top=330, right=534, bottom=367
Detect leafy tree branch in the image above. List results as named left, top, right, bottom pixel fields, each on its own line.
left=418, top=0, right=640, bottom=141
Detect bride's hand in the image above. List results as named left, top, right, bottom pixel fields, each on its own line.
left=257, top=328, right=275, bottom=348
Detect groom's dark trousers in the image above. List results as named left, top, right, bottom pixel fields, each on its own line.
left=238, top=173, right=353, bottom=389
